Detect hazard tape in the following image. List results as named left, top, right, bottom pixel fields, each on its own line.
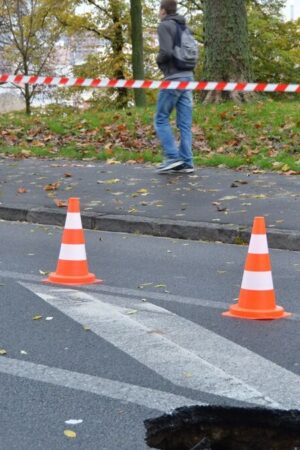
left=0, top=74, right=300, bottom=92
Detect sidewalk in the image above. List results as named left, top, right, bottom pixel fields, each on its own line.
left=0, top=158, right=300, bottom=250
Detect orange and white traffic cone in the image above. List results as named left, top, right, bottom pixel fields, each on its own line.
left=223, top=216, right=291, bottom=320
left=45, top=198, right=101, bottom=285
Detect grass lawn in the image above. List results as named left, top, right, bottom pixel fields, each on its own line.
left=0, top=98, right=299, bottom=173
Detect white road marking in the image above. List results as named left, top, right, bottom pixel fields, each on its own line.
left=103, top=292, right=300, bottom=410
left=1, top=269, right=298, bottom=320
left=21, top=282, right=285, bottom=408
left=0, top=357, right=201, bottom=412
left=0, top=269, right=229, bottom=309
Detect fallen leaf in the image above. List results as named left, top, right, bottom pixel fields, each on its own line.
left=138, top=282, right=153, bottom=289
left=284, top=170, right=300, bottom=176
left=253, top=194, right=267, bottom=199
left=39, top=270, right=49, bottom=275
left=106, top=159, right=121, bottom=165
left=83, top=325, right=91, bottom=331
left=64, top=173, right=72, bottom=178
left=234, top=180, right=248, bottom=185
left=64, top=430, right=76, bottom=439
left=54, top=199, right=67, bottom=208
left=20, top=149, right=31, bottom=157
left=183, top=371, right=193, bottom=378
left=147, top=329, right=165, bottom=335
left=44, top=182, right=60, bottom=191
left=125, top=309, right=138, bottom=315
left=219, top=196, right=238, bottom=201
left=0, top=349, right=7, bottom=356
left=105, top=178, right=121, bottom=184
left=17, top=187, right=27, bottom=194
left=32, top=315, right=43, bottom=320
left=154, top=284, right=166, bottom=288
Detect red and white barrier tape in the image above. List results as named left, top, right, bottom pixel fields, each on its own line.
left=1, top=74, right=299, bottom=92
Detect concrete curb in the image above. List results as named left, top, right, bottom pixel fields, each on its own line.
left=1, top=205, right=300, bottom=251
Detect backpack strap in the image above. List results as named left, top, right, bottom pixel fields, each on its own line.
left=172, top=20, right=186, bottom=48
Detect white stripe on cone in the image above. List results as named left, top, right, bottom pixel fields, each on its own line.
left=59, top=244, right=87, bottom=261
left=248, top=235, right=269, bottom=254
left=241, top=271, right=274, bottom=291
left=64, top=213, right=82, bottom=230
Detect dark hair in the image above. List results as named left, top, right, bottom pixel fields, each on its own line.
left=160, top=0, right=177, bottom=15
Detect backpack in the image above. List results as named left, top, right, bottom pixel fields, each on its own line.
left=172, top=21, right=199, bottom=70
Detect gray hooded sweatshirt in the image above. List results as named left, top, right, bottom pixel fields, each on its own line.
left=156, top=14, right=194, bottom=80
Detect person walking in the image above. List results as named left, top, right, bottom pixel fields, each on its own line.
left=155, top=0, right=196, bottom=174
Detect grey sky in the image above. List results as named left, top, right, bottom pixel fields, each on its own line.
left=283, top=0, right=300, bottom=20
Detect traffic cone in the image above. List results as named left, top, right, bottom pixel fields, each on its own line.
left=223, top=216, right=291, bottom=320
left=45, top=198, right=101, bottom=285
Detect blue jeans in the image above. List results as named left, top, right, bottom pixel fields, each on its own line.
left=154, top=76, right=193, bottom=166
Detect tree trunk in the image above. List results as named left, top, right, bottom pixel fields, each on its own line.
left=130, top=0, right=146, bottom=107
left=23, top=60, right=31, bottom=115
left=111, top=0, right=128, bottom=108
left=24, top=84, right=31, bottom=115
left=202, top=0, right=253, bottom=103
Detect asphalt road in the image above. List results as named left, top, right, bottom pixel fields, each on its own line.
left=0, top=220, right=299, bottom=449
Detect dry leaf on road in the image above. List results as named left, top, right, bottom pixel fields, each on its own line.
left=44, top=182, right=60, bottom=191
left=54, top=199, right=67, bottom=208
left=64, top=430, right=77, bottom=439
left=17, top=187, right=27, bottom=194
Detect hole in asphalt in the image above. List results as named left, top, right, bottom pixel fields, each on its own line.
left=144, top=405, right=300, bottom=450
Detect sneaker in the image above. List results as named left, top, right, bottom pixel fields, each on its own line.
left=172, top=164, right=195, bottom=174
left=156, top=160, right=184, bottom=173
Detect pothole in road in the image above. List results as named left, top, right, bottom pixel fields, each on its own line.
left=145, top=405, right=300, bottom=450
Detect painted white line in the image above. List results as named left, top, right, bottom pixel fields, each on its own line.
left=22, top=283, right=282, bottom=408
left=0, top=270, right=228, bottom=309
left=110, top=294, right=300, bottom=410
left=1, top=269, right=299, bottom=320
left=0, top=357, right=201, bottom=412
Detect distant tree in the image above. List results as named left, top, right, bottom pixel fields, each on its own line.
left=248, top=3, right=300, bottom=84
left=0, top=0, right=62, bottom=114
left=48, top=0, right=131, bottom=108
